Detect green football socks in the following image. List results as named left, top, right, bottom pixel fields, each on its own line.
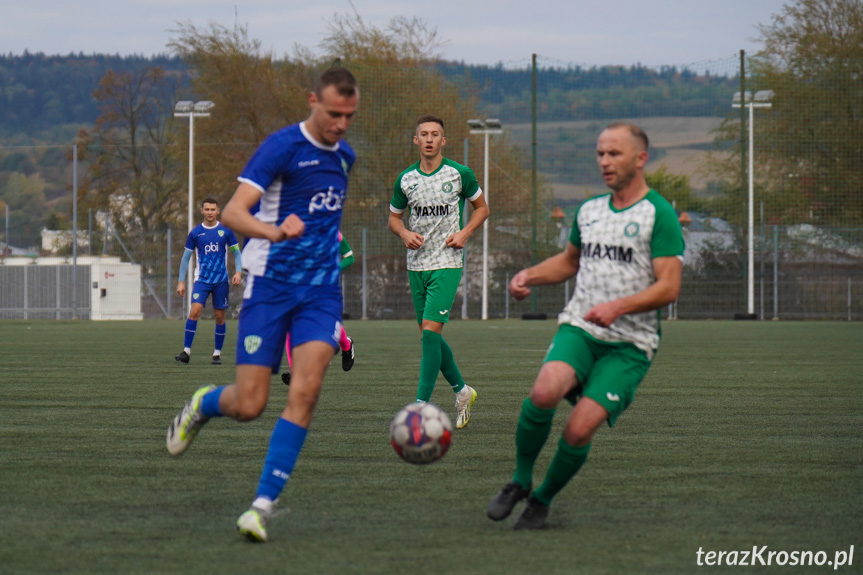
left=416, top=330, right=443, bottom=402
left=532, top=439, right=591, bottom=505
left=513, top=397, right=556, bottom=489
left=440, top=336, right=466, bottom=394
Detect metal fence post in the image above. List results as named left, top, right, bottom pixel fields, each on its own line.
left=167, top=228, right=172, bottom=318
left=504, top=272, right=509, bottom=320
left=362, top=227, right=368, bottom=320
left=773, top=225, right=779, bottom=320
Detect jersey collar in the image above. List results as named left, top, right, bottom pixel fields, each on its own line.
left=300, top=122, right=340, bottom=152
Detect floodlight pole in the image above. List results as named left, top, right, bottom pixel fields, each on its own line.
left=174, top=101, right=214, bottom=314
left=732, top=91, right=772, bottom=317
left=481, top=129, right=490, bottom=320
left=468, top=119, right=502, bottom=320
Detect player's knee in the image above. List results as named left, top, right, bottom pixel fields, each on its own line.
left=528, top=386, right=559, bottom=409
left=528, top=385, right=557, bottom=409
left=562, top=424, right=594, bottom=447
left=290, top=387, right=321, bottom=414
left=233, top=395, right=267, bottom=421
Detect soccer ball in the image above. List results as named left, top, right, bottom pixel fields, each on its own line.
left=390, top=402, right=453, bottom=464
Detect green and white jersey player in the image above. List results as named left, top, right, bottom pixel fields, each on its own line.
left=388, top=114, right=490, bottom=430
left=486, top=122, right=684, bottom=530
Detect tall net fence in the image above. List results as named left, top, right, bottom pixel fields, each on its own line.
left=1, top=53, right=861, bottom=320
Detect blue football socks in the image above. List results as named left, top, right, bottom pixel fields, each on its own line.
left=256, top=418, right=308, bottom=501
left=214, top=322, right=226, bottom=353
left=200, top=386, right=225, bottom=419
left=183, top=319, right=198, bottom=350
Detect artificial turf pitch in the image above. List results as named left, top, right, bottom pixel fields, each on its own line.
left=1, top=319, right=860, bottom=574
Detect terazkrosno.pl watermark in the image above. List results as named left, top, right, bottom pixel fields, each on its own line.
left=696, top=546, right=854, bottom=569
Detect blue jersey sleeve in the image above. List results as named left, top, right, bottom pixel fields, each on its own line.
left=184, top=229, right=197, bottom=251
left=238, top=131, right=296, bottom=192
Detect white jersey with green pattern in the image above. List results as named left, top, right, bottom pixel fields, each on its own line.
left=560, top=189, right=684, bottom=359
left=390, top=157, right=483, bottom=271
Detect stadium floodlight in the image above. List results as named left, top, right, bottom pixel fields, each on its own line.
left=732, top=89, right=773, bottom=318
left=174, top=100, right=194, bottom=114
left=467, top=118, right=504, bottom=320
left=174, top=100, right=216, bottom=313
left=193, top=101, right=215, bottom=113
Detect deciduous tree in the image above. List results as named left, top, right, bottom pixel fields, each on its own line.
left=79, top=67, right=184, bottom=261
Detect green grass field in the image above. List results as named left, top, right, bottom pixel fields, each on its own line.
left=1, top=320, right=861, bottom=574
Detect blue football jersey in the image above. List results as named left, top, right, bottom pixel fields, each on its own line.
left=238, top=122, right=355, bottom=285
left=184, top=223, right=240, bottom=284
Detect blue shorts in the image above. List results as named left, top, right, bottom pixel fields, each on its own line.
left=236, top=275, right=343, bottom=372
left=191, top=281, right=230, bottom=310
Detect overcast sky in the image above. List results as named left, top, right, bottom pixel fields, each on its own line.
left=6, top=0, right=790, bottom=67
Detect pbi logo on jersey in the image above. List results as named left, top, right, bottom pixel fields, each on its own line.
left=203, top=242, right=220, bottom=254
left=442, top=182, right=454, bottom=194
left=244, top=335, right=262, bottom=354
left=624, top=222, right=640, bottom=237
left=309, top=187, right=345, bottom=214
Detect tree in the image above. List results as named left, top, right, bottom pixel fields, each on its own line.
left=646, top=165, right=705, bottom=212
left=1, top=172, right=47, bottom=247
left=751, top=0, right=863, bottom=226
left=168, top=20, right=311, bottom=203
left=79, top=67, right=184, bottom=263
left=166, top=11, right=554, bottom=313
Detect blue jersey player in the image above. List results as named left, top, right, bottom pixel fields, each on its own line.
left=166, top=66, right=360, bottom=543
left=174, top=198, right=242, bottom=365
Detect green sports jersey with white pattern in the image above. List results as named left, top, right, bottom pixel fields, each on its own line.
left=561, top=189, right=684, bottom=359
left=390, top=157, right=483, bottom=271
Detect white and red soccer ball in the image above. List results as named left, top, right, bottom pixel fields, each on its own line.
left=390, top=402, right=453, bottom=464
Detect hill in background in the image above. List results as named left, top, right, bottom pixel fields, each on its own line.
left=0, top=53, right=735, bottom=246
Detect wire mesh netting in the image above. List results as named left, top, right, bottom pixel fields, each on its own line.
left=1, top=53, right=861, bottom=320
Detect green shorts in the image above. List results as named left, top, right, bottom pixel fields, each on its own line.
left=408, top=268, right=462, bottom=324
left=544, top=324, right=652, bottom=426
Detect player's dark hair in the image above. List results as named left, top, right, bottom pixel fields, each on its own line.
left=316, top=66, right=358, bottom=98
left=605, top=122, right=649, bottom=151
left=201, top=197, right=219, bottom=207
left=416, top=114, right=445, bottom=133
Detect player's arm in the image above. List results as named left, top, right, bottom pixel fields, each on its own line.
left=509, top=241, right=580, bottom=301
left=222, top=182, right=304, bottom=242
left=176, top=249, right=193, bottom=296
left=388, top=209, right=423, bottom=250
left=445, top=194, right=489, bottom=249
left=229, top=244, right=243, bottom=285
left=583, top=256, right=682, bottom=327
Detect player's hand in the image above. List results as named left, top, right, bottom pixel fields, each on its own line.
left=583, top=301, right=624, bottom=327
left=274, top=214, right=305, bottom=241
left=445, top=229, right=469, bottom=249
left=231, top=272, right=243, bottom=286
left=402, top=231, right=424, bottom=250
left=509, top=270, right=531, bottom=301
left=176, top=281, right=185, bottom=297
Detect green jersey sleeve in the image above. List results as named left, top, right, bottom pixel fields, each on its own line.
left=339, top=235, right=354, bottom=270
left=646, top=190, right=685, bottom=258
left=390, top=167, right=412, bottom=211
left=569, top=203, right=585, bottom=248
left=454, top=162, right=480, bottom=200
